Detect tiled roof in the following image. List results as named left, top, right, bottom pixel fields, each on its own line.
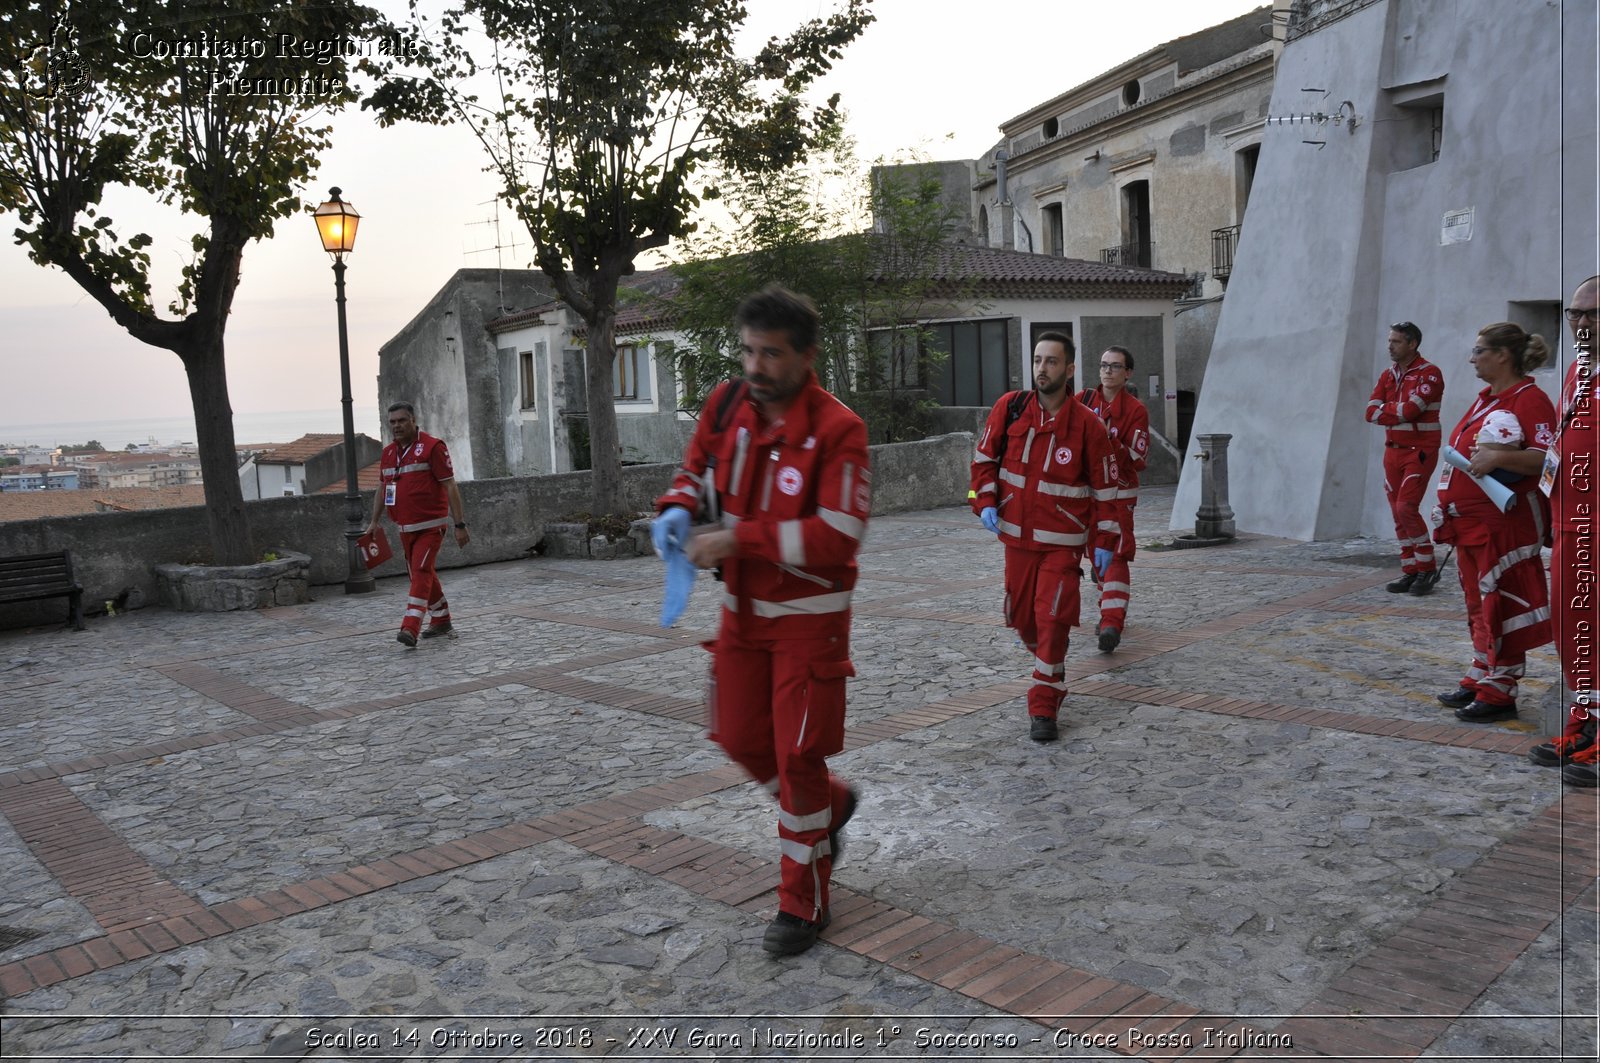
left=0, top=485, right=208, bottom=523
left=912, top=242, right=1193, bottom=296
left=486, top=240, right=1187, bottom=340
left=486, top=267, right=682, bottom=336
left=253, top=434, right=347, bottom=465
left=314, top=458, right=382, bottom=495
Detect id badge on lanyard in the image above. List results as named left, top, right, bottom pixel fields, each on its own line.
left=384, top=482, right=396, bottom=506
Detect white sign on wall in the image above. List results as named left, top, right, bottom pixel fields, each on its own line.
left=1441, top=207, right=1474, bottom=245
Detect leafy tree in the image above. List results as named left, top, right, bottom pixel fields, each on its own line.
left=664, top=126, right=869, bottom=410
left=665, top=150, right=970, bottom=444
left=367, top=0, right=874, bottom=516
left=0, top=1, right=386, bottom=563
left=57, top=439, right=103, bottom=453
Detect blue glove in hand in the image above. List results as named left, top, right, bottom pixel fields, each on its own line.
left=980, top=506, right=1000, bottom=534
left=652, top=506, right=691, bottom=557
left=660, top=548, right=697, bottom=627
left=1094, top=547, right=1113, bottom=579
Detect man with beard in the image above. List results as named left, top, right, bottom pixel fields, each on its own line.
left=653, top=286, right=869, bottom=954
left=969, top=332, right=1118, bottom=742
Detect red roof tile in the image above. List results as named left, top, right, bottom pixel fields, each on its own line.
left=253, top=434, right=348, bottom=465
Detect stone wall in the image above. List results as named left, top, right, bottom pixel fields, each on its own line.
left=0, top=433, right=974, bottom=628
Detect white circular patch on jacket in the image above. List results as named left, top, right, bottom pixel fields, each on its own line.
left=777, top=466, right=804, bottom=495
left=1054, top=446, right=1073, bottom=465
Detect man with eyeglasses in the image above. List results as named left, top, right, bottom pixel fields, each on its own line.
left=1532, top=276, right=1600, bottom=786
left=1076, top=346, right=1149, bottom=652
left=1365, top=321, right=1445, bottom=595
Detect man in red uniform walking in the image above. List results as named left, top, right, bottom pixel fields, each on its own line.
left=970, top=332, right=1118, bottom=743
left=1532, top=275, right=1600, bottom=785
left=366, top=401, right=470, bottom=647
left=1366, top=321, right=1445, bottom=595
left=1076, top=345, right=1149, bottom=653
left=655, top=286, right=869, bottom=956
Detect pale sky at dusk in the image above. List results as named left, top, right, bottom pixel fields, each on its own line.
left=0, top=0, right=1265, bottom=430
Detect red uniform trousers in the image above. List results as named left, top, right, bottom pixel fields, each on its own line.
left=707, top=623, right=855, bottom=923
left=1451, top=533, right=1550, bottom=705
left=400, top=527, right=452, bottom=637
left=1383, top=445, right=1438, bottom=573
left=1097, top=499, right=1136, bottom=632
left=1004, top=545, right=1082, bottom=720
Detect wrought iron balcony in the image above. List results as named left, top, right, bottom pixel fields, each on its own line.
left=1100, top=242, right=1153, bottom=269
left=1212, top=224, right=1241, bottom=280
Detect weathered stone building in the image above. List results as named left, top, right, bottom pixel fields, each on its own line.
left=972, top=5, right=1279, bottom=447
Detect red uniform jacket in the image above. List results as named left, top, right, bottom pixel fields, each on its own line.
left=380, top=432, right=454, bottom=532
left=658, top=375, right=871, bottom=638
left=970, top=390, right=1118, bottom=553
left=1437, top=378, right=1555, bottom=534
left=1367, top=356, right=1445, bottom=447
left=1077, top=386, right=1148, bottom=558
left=1552, top=359, right=1597, bottom=532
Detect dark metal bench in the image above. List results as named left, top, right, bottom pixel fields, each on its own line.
left=0, top=550, right=86, bottom=631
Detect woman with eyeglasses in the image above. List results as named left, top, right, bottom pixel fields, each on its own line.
left=1431, top=322, right=1556, bottom=724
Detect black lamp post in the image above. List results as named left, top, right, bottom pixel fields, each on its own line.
left=313, top=187, right=375, bottom=595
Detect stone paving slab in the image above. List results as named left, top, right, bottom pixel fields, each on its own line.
left=0, top=490, right=1595, bottom=1062
left=645, top=698, right=1559, bottom=1020
left=0, top=672, right=250, bottom=772
left=68, top=690, right=723, bottom=907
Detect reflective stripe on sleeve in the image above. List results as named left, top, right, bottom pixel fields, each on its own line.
left=819, top=508, right=866, bottom=540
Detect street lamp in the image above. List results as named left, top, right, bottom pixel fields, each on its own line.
left=313, top=187, right=374, bottom=595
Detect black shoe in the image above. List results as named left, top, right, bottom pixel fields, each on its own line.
left=830, top=787, right=858, bottom=865
left=1029, top=716, right=1059, bottom=743
left=1529, top=739, right=1592, bottom=766
left=1561, top=762, right=1600, bottom=788
left=1455, top=700, right=1517, bottom=722
left=397, top=630, right=417, bottom=648
left=1386, top=573, right=1418, bottom=593
left=1436, top=687, right=1476, bottom=709
left=762, top=910, right=831, bottom=955
left=421, top=620, right=454, bottom=639
left=1097, top=625, right=1121, bottom=653
left=1409, top=570, right=1441, bottom=596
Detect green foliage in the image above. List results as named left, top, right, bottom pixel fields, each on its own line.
left=56, top=440, right=103, bottom=453
left=1, top=1, right=386, bottom=324
left=365, top=0, right=874, bottom=512
left=0, top=0, right=392, bottom=562
left=664, top=148, right=972, bottom=443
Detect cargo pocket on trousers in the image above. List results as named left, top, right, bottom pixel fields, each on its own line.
left=803, top=657, right=854, bottom=757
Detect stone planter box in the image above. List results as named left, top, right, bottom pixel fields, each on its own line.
left=154, top=550, right=312, bottom=612
left=541, top=518, right=655, bottom=560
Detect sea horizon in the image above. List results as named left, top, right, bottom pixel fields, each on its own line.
left=1, top=408, right=383, bottom=452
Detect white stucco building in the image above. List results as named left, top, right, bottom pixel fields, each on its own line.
left=1173, top=0, right=1598, bottom=539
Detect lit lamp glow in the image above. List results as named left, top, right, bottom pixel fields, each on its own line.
left=312, top=187, right=375, bottom=594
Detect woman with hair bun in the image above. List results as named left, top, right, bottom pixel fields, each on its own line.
left=1431, top=322, right=1556, bottom=723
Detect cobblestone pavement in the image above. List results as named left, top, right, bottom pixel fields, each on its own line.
left=0, top=488, right=1596, bottom=1062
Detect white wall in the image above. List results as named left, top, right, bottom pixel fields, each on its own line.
left=1174, top=0, right=1595, bottom=539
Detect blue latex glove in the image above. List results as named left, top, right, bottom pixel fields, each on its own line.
left=652, top=506, right=691, bottom=557
left=1094, top=547, right=1113, bottom=579
left=980, top=506, right=1000, bottom=534
left=660, top=547, right=697, bottom=627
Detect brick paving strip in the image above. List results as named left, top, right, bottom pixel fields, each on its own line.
left=0, top=556, right=1592, bottom=1059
